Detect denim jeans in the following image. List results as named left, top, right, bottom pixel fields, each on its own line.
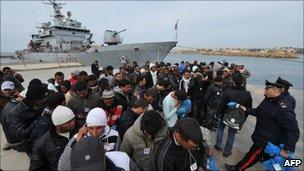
left=215, top=121, right=237, bottom=154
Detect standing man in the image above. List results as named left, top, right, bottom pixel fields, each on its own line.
left=225, top=79, right=300, bottom=171
left=91, top=60, right=99, bottom=77
left=29, top=106, right=75, bottom=170
left=155, top=117, right=207, bottom=171
left=54, top=72, right=64, bottom=92
left=120, top=110, right=168, bottom=171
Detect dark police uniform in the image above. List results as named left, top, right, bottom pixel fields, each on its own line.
left=226, top=79, right=300, bottom=171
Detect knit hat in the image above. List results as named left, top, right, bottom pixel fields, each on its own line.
left=1, top=81, right=15, bottom=90
left=26, top=80, right=48, bottom=103
left=51, top=105, right=75, bottom=126
left=71, top=136, right=106, bottom=171
left=86, top=108, right=107, bottom=127
left=102, top=89, right=115, bottom=99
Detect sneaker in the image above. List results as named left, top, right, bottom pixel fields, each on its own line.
left=225, top=164, right=237, bottom=171
left=3, top=143, right=12, bottom=151
left=213, top=145, right=222, bottom=152
left=223, top=152, right=232, bottom=158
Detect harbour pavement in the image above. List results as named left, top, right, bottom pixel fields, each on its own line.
left=0, top=66, right=303, bottom=170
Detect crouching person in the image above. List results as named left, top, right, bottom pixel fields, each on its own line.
left=120, top=110, right=169, bottom=171
left=29, top=105, right=75, bottom=171
left=155, top=117, right=207, bottom=171
left=58, top=107, right=120, bottom=170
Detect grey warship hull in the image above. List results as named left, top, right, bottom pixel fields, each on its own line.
left=21, top=41, right=177, bottom=68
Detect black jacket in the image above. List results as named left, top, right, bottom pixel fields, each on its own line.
left=115, top=91, right=136, bottom=112
left=10, top=101, right=42, bottom=140
left=216, top=85, right=252, bottom=119
left=29, top=128, right=69, bottom=171
left=247, top=94, right=300, bottom=152
left=203, top=83, right=224, bottom=111
left=117, top=108, right=138, bottom=138
left=0, top=99, right=22, bottom=144
left=188, top=77, right=209, bottom=102
left=155, top=134, right=206, bottom=171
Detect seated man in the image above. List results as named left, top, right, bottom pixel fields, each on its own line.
left=120, top=110, right=169, bottom=171
left=155, top=117, right=207, bottom=171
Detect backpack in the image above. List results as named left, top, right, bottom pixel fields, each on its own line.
left=222, top=108, right=247, bottom=130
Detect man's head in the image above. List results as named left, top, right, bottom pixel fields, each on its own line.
left=149, top=63, right=157, bottom=72
left=115, top=73, right=123, bottom=82
left=264, top=79, right=283, bottom=98
left=156, top=79, right=168, bottom=92
left=132, top=99, right=148, bottom=115
left=54, top=72, right=64, bottom=85
left=52, top=105, right=75, bottom=133
left=136, top=75, right=147, bottom=87
left=232, top=73, right=245, bottom=86
left=75, top=81, right=88, bottom=98
left=134, top=65, right=140, bottom=73
left=86, top=108, right=107, bottom=138
left=101, top=89, right=115, bottom=106
left=213, top=76, right=223, bottom=86
left=173, top=90, right=187, bottom=101
left=88, top=75, right=98, bottom=87
left=2, top=67, right=12, bottom=75
left=79, top=71, right=88, bottom=82
left=118, top=79, right=132, bottom=94
left=1, top=81, right=16, bottom=97
left=47, top=92, right=66, bottom=109
left=105, top=66, right=114, bottom=74
left=182, top=69, right=191, bottom=79
left=60, top=80, right=72, bottom=94
left=140, top=110, right=166, bottom=140
left=25, top=79, right=48, bottom=106
left=144, top=88, right=158, bottom=103
left=173, top=117, right=202, bottom=150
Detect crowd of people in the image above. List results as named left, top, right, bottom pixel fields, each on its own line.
left=0, top=59, right=300, bottom=171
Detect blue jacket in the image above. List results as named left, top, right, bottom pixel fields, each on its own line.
left=177, top=99, right=191, bottom=118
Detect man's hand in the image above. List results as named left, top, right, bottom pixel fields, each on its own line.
left=76, top=126, right=88, bottom=141
left=280, top=149, right=289, bottom=158
left=227, top=102, right=239, bottom=109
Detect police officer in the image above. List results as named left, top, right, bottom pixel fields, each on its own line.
left=224, top=78, right=300, bottom=171
left=276, top=77, right=296, bottom=110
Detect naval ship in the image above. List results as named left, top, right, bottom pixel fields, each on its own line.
left=16, top=0, right=177, bottom=68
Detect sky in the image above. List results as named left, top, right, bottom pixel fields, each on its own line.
left=1, top=1, right=303, bottom=52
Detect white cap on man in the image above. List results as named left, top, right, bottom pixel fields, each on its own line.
left=1, top=81, right=15, bottom=91
left=86, top=108, right=107, bottom=127
left=52, top=105, right=75, bottom=126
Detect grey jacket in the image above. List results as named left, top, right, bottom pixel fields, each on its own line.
left=120, top=114, right=169, bottom=171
